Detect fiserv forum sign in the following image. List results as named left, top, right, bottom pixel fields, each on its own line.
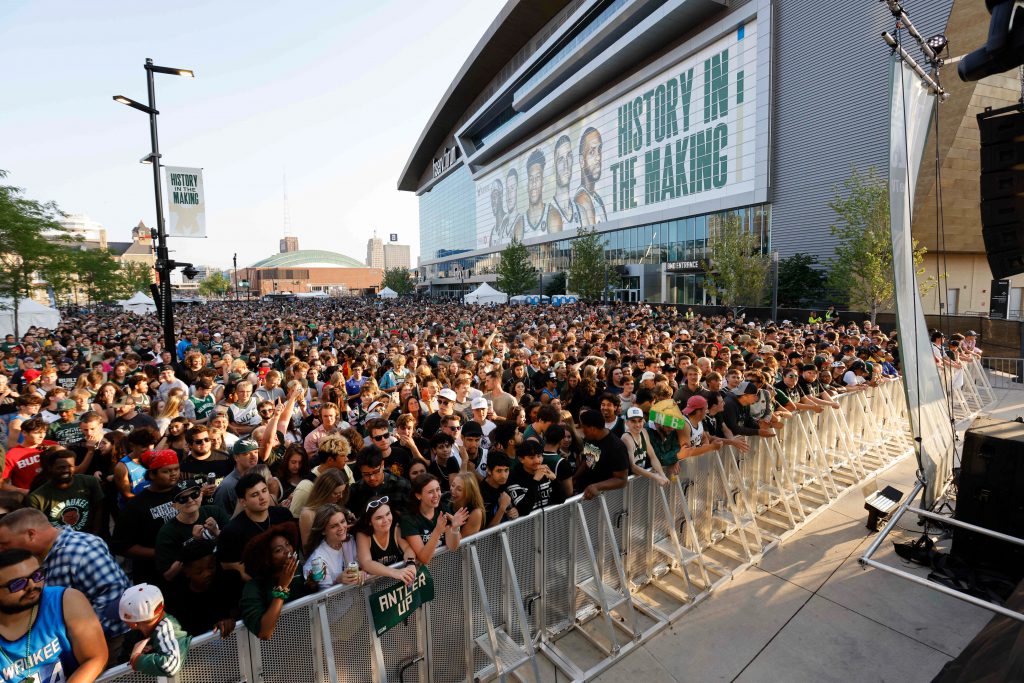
left=476, top=21, right=758, bottom=250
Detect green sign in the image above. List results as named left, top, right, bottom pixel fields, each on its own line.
left=240, top=279, right=249, bottom=287
left=650, top=409, right=687, bottom=430
left=368, top=565, right=434, bottom=636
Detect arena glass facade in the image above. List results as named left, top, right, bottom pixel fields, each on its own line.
left=401, top=0, right=954, bottom=303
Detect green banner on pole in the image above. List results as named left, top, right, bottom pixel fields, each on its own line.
left=368, top=565, right=434, bottom=636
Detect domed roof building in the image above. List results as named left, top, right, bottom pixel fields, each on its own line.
left=238, top=239, right=381, bottom=297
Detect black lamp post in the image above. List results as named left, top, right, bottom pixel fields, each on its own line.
left=113, top=58, right=194, bottom=364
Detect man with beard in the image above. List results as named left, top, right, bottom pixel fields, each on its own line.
left=522, top=149, right=549, bottom=240
left=547, top=134, right=581, bottom=234
left=496, top=167, right=524, bottom=244
left=487, top=179, right=506, bottom=247
left=575, top=127, right=607, bottom=226
left=0, top=548, right=108, bottom=682
left=27, top=449, right=104, bottom=535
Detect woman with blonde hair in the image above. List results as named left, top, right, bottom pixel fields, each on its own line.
left=299, top=469, right=350, bottom=548
left=155, top=387, right=188, bottom=435
left=449, top=472, right=484, bottom=539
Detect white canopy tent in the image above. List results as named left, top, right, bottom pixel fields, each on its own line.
left=0, top=298, right=61, bottom=338
left=463, top=283, right=508, bottom=305
left=377, top=287, right=398, bottom=299
left=119, top=291, right=157, bottom=315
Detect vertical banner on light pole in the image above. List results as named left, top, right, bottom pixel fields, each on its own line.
left=165, top=166, right=206, bottom=237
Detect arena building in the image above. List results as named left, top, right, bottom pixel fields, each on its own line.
left=237, top=240, right=382, bottom=297
left=400, top=0, right=1020, bottom=312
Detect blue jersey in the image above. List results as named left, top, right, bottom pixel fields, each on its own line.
left=0, top=586, right=78, bottom=683
left=119, top=456, right=147, bottom=509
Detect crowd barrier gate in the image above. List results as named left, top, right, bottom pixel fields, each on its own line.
left=98, top=378, right=928, bottom=683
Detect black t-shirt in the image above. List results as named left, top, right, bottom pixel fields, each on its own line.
left=426, top=458, right=459, bottom=492
left=506, top=466, right=552, bottom=516
left=165, top=567, right=243, bottom=636
left=384, top=445, right=414, bottom=480
left=179, top=452, right=235, bottom=503
left=479, top=479, right=506, bottom=526
left=578, top=431, right=629, bottom=490
left=111, top=486, right=180, bottom=584
left=56, top=369, right=82, bottom=391
left=109, top=412, right=159, bottom=434
left=420, top=412, right=443, bottom=438
left=216, top=506, right=294, bottom=565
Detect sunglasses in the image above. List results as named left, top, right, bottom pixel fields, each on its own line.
left=174, top=490, right=202, bottom=505
left=371, top=433, right=390, bottom=441
left=785, top=374, right=799, bottom=378
left=367, top=496, right=390, bottom=510
left=3, top=569, right=44, bottom=593
left=191, top=437, right=211, bottom=444
left=436, top=399, right=450, bottom=405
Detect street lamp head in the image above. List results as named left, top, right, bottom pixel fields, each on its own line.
left=112, top=95, right=158, bottom=115
left=139, top=153, right=162, bottom=165
left=146, top=63, right=195, bottom=78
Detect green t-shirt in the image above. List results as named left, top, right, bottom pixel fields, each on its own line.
left=399, top=505, right=450, bottom=546
left=154, top=505, right=232, bottom=572
left=46, top=420, right=82, bottom=447
left=240, top=574, right=310, bottom=635
left=27, top=475, right=103, bottom=532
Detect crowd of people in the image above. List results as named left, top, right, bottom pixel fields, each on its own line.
left=0, top=297, right=984, bottom=680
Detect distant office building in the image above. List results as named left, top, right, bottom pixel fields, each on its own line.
left=366, top=234, right=385, bottom=270
left=383, top=243, right=411, bottom=271
left=280, top=236, right=299, bottom=253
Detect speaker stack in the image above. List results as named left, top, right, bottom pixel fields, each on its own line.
left=951, top=417, right=1024, bottom=581
left=979, top=105, right=1024, bottom=280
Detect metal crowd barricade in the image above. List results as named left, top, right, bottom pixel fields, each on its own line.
left=97, top=379, right=918, bottom=683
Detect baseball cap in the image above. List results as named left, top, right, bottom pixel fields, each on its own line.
left=173, top=482, right=202, bottom=504
left=21, top=369, right=40, bottom=382
left=57, top=399, right=76, bottom=412
left=547, top=372, right=557, bottom=380
left=965, top=330, right=978, bottom=337
left=626, top=406, right=645, bottom=420
left=461, top=421, right=483, bottom=437
left=641, top=371, right=656, bottom=382
left=471, top=397, right=488, bottom=410
left=683, top=395, right=708, bottom=415
left=437, top=388, right=457, bottom=402
left=119, top=584, right=165, bottom=623
left=232, top=439, right=259, bottom=456
left=831, top=361, right=845, bottom=368
left=59, top=357, right=73, bottom=364
left=731, top=381, right=759, bottom=396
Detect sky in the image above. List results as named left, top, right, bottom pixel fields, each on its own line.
left=0, top=0, right=506, bottom=269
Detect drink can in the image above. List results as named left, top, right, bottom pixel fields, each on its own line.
left=347, top=561, right=359, bottom=575
left=310, top=557, right=327, bottom=582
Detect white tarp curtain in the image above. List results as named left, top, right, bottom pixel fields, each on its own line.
left=0, top=298, right=61, bottom=337
left=119, top=291, right=157, bottom=315
left=463, top=283, right=508, bottom=305
left=888, top=56, right=951, bottom=507
left=377, top=287, right=398, bottom=299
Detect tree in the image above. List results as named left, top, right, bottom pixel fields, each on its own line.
left=198, top=272, right=231, bottom=299
left=544, top=271, right=567, bottom=297
left=0, top=170, right=71, bottom=338
left=495, top=238, right=537, bottom=296
left=119, top=261, right=155, bottom=296
left=382, top=267, right=413, bottom=296
left=703, top=214, right=770, bottom=313
left=74, top=249, right=128, bottom=303
left=567, top=226, right=612, bottom=300
left=826, top=167, right=934, bottom=324
left=777, top=253, right=826, bottom=307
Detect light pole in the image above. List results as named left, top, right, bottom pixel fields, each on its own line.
left=233, top=253, right=238, bottom=301
left=771, top=250, right=779, bottom=322
left=113, top=58, right=194, bottom=363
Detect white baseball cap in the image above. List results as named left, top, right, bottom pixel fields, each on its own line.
left=120, top=583, right=164, bottom=623
left=626, top=406, right=644, bottom=419
left=641, top=371, right=657, bottom=382
left=471, top=397, right=488, bottom=410
left=438, top=388, right=457, bottom=402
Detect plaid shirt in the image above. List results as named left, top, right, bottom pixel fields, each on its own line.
left=45, top=528, right=131, bottom=637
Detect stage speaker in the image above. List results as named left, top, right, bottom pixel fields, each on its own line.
left=951, top=417, right=1024, bottom=581
left=979, top=107, right=1024, bottom=280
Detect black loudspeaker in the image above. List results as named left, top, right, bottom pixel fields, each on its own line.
left=979, top=107, right=1024, bottom=280
left=951, top=417, right=1024, bottom=581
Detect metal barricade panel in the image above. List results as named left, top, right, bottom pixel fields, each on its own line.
left=257, top=603, right=327, bottom=683
left=541, top=502, right=574, bottom=635
left=427, top=548, right=469, bottom=683
left=628, top=476, right=654, bottom=584
left=324, top=586, right=375, bottom=683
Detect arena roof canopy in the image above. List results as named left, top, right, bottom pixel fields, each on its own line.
left=249, top=250, right=366, bottom=269
left=396, top=0, right=565, bottom=192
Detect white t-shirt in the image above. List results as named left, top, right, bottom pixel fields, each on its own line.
left=303, top=537, right=358, bottom=588
left=843, top=371, right=865, bottom=387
